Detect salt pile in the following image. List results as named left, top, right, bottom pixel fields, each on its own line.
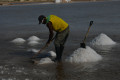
left=28, top=41, right=40, bottom=46
left=27, top=36, right=41, bottom=41
left=33, top=51, right=56, bottom=64
left=11, top=38, right=26, bottom=44
left=27, top=36, right=41, bottom=46
left=65, top=46, right=102, bottom=63
left=11, top=36, right=43, bottom=46
left=90, top=33, right=116, bottom=45
left=37, top=57, right=54, bottom=64
left=47, top=51, right=56, bottom=58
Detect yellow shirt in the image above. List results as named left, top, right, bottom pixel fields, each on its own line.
left=46, top=15, right=68, bottom=32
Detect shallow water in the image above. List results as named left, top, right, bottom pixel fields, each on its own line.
left=0, top=1, right=120, bottom=80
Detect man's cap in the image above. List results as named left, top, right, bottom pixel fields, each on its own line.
left=38, top=15, right=46, bottom=24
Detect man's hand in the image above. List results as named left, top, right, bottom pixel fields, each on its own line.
left=46, top=42, right=50, bottom=46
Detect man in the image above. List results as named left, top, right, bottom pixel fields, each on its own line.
left=33, top=15, right=69, bottom=62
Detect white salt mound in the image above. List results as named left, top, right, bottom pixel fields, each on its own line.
left=11, top=38, right=26, bottom=44
left=90, top=33, right=116, bottom=45
left=28, top=41, right=39, bottom=46
left=33, top=51, right=56, bottom=64
left=65, top=46, right=102, bottom=63
left=38, top=57, right=54, bottom=64
left=47, top=51, right=56, bottom=58
left=27, top=36, right=40, bottom=41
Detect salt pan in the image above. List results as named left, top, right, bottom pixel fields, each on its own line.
left=90, top=33, right=116, bottom=45
left=27, top=36, right=40, bottom=41
left=11, top=38, right=26, bottom=44
left=65, top=46, right=102, bottom=63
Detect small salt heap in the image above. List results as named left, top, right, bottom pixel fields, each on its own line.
left=90, top=33, right=116, bottom=45
left=46, top=51, right=56, bottom=59
left=11, top=38, right=26, bottom=44
left=34, top=51, right=56, bottom=64
left=28, top=41, right=39, bottom=46
left=38, top=57, right=54, bottom=64
left=65, top=46, right=102, bottom=63
left=27, top=36, right=41, bottom=46
left=27, top=36, right=40, bottom=41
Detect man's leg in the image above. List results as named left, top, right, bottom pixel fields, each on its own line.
left=59, top=45, right=64, bottom=60
left=54, top=33, right=61, bottom=62
left=54, top=27, right=69, bottom=62
left=55, top=46, right=61, bottom=62
left=59, top=33, right=69, bottom=60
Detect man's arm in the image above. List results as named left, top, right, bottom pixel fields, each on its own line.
left=46, top=21, right=54, bottom=44
left=31, top=22, right=54, bottom=59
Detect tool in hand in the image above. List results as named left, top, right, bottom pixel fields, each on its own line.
left=31, top=37, right=55, bottom=59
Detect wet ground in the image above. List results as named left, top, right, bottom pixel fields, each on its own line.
left=0, top=1, right=120, bottom=80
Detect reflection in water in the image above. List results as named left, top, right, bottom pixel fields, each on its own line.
left=56, top=62, right=65, bottom=80
left=91, top=44, right=116, bottom=53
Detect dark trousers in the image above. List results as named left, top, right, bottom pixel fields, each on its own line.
left=54, top=26, right=69, bottom=62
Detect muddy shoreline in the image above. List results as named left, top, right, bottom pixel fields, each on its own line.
left=0, top=0, right=106, bottom=6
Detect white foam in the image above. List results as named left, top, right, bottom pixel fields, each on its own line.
left=28, top=41, right=39, bottom=46
left=11, top=38, right=26, bottom=44
left=27, top=36, right=41, bottom=41
left=65, top=46, right=102, bottom=63
left=90, top=33, right=116, bottom=45
left=38, top=57, right=54, bottom=64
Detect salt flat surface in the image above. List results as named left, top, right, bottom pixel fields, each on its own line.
left=1, top=1, right=120, bottom=80
left=65, top=46, right=102, bottom=63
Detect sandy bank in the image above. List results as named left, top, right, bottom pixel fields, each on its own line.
left=0, top=0, right=106, bottom=6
